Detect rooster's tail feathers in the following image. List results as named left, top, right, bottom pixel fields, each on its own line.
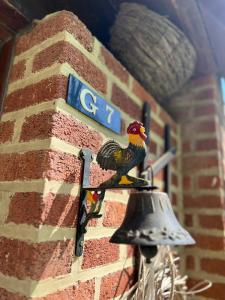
left=96, top=140, right=121, bottom=170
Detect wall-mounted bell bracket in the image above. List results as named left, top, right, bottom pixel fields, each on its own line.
left=75, top=148, right=157, bottom=257
left=75, top=146, right=177, bottom=257
left=75, top=102, right=178, bottom=257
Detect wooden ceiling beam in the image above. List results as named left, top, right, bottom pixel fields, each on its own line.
left=0, top=0, right=29, bottom=32
left=198, top=0, right=225, bottom=77
left=168, top=0, right=217, bottom=76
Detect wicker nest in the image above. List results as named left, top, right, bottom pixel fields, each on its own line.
left=110, top=3, right=197, bottom=103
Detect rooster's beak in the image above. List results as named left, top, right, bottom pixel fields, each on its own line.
left=139, top=126, right=147, bottom=141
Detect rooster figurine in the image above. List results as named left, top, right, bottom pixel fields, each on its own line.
left=97, top=121, right=149, bottom=188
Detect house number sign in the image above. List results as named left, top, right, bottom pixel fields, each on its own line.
left=66, top=74, right=121, bottom=134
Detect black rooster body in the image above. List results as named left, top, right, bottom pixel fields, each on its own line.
left=97, top=140, right=146, bottom=175
left=96, top=121, right=147, bottom=186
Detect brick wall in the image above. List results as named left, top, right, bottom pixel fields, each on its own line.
left=0, top=11, right=180, bottom=299
left=170, top=75, right=225, bottom=300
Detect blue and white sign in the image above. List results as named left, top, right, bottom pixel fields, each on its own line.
left=66, top=75, right=121, bottom=134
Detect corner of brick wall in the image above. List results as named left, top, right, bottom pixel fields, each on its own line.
left=0, top=10, right=181, bottom=299
left=170, top=74, right=225, bottom=300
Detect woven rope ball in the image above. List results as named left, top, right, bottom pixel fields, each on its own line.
left=110, top=3, right=197, bottom=102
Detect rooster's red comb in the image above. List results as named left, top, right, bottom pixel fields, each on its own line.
left=127, top=121, right=143, bottom=134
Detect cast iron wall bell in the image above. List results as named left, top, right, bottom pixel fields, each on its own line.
left=75, top=103, right=195, bottom=259
left=110, top=191, right=195, bottom=260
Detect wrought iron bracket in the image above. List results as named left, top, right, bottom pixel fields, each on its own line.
left=75, top=148, right=156, bottom=257
left=75, top=149, right=105, bottom=257
left=75, top=147, right=176, bottom=256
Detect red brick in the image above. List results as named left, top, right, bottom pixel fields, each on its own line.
left=42, top=151, right=82, bottom=183
left=171, top=192, right=177, bottom=205
left=19, top=110, right=54, bottom=142
left=100, top=267, right=135, bottom=299
left=82, top=237, right=119, bottom=269
left=200, top=282, right=225, bottom=300
left=20, top=111, right=103, bottom=153
left=4, top=75, right=67, bottom=113
left=172, top=158, right=177, bottom=168
left=201, top=258, right=225, bottom=276
left=186, top=277, right=199, bottom=289
left=198, top=215, right=225, bottom=230
left=151, top=118, right=164, bottom=137
left=9, top=60, right=26, bottom=83
left=0, top=120, right=14, bottom=143
left=194, top=87, right=217, bottom=101
left=2, top=151, right=76, bottom=181
left=182, top=141, right=191, bottom=152
left=194, top=234, right=225, bottom=250
left=132, top=79, right=157, bottom=113
left=198, top=175, right=221, bottom=189
left=183, top=176, right=191, bottom=189
left=7, top=192, right=78, bottom=228
left=127, top=245, right=137, bottom=258
left=0, top=150, right=79, bottom=182
left=172, top=107, right=194, bottom=121
left=33, top=41, right=106, bottom=94
left=112, top=85, right=141, bottom=119
left=33, top=280, right=95, bottom=300
left=0, top=237, right=73, bottom=280
left=0, top=151, right=50, bottom=181
left=100, top=46, right=129, bottom=84
left=185, top=214, right=193, bottom=227
left=158, top=109, right=177, bottom=134
left=186, top=255, right=195, bottom=270
left=150, top=140, right=157, bottom=155
left=194, top=103, right=217, bottom=117
left=0, top=150, right=113, bottom=184
left=196, top=119, right=217, bottom=133
left=183, top=155, right=219, bottom=171
left=0, top=288, right=27, bottom=300
left=187, top=277, right=225, bottom=300
left=16, top=11, right=93, bottom=55
left=183, top=194, right=223, bottom=208
left=195, top=138, right=218, bottom=151
left=181, top=120, right=216, bottom=139
left=103, top=201, right=126, bottom=227
left=172, top=174, right=178, bottom=186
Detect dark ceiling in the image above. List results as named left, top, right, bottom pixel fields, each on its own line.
left=0, top=0, right=189, bottom=47
left=1, top=0, right=225, bottom=78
